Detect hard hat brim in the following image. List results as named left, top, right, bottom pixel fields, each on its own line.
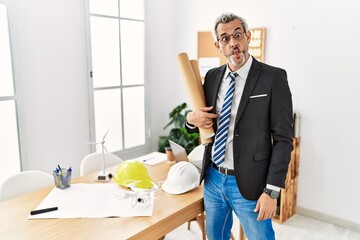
left=129, top=182, right=158, bottom=192
left=161, top=180, right=199, bottom=195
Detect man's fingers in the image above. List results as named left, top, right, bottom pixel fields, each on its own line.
left=257, top=209, right=264, bottom=221
left=254, top=201, right=260, bottom=213
left=201, top=111, right=218, bottom=119
left=199, top=106, right=218, bottom=119
left=255, top=193, right=277, bottom=221
left=199, top=106, right=213, bottom=112
left=202, top=123, right=214, bottom=129
left=257, top=209, right=269, bottom=221
left=257, top=207, right=276, bottom=221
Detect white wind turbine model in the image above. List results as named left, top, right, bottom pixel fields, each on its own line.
left=86, top=129, right=113, bottom=182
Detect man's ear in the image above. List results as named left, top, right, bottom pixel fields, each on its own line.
left=214, top=41, right=220, bottom=50
left=246, top=30, right=251, bottom=43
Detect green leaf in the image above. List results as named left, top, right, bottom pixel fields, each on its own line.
left=158, top=136, right=170, bottom=153
left=158, top=102, right=199, bottom=154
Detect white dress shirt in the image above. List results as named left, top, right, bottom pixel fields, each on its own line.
left=212, top=56, right=252, bottom=170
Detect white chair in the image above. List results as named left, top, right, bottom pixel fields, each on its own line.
left=80, top=152, right=123, bottom=176
left=0, top=170, right=53, bottom=201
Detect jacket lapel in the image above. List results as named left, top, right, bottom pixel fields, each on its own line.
left=210, top=65, right=227, bottom=114
left=235, top=58, right=262, bottom=125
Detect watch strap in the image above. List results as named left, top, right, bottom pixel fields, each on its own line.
left=263, top=187, right=280, bottom=199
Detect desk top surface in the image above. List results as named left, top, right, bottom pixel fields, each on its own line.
left=0, top=161, right=204, bottom=240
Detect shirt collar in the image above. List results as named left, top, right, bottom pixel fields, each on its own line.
left=224, top=55, right=253, bottom=80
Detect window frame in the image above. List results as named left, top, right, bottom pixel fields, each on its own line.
left=0, top=0, right=23, bottom=175
left=83, top=0, right=151, bottom=159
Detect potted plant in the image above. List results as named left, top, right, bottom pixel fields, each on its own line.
left=158, top=102, right=200, bottom=154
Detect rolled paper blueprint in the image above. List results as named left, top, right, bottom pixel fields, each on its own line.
left=190, top=60, right=205, bottom=101
left=176, top=52, right=215, bottom=143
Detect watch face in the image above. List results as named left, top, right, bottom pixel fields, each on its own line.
left=270, top=190, right=280, bottom=199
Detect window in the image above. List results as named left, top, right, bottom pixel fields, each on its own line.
left=0, top=2, right=21, bottom=184
left=85, top=0, right=148, bottom=156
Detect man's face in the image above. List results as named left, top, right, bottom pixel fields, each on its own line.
left=215, top=19, right=251, bottom=71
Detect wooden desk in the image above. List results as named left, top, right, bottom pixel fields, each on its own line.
left=0, top=161, right=204, bottom=240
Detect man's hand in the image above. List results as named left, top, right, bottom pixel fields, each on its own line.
left=254, top=193, right=277, bottom=221
left=187, top=106, right=218, bottom=129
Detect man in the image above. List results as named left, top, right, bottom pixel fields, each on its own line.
left=186, top=13, right=293, bottom=239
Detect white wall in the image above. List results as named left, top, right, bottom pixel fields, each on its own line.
left=6, top=0, right=360, bottom=229
left=145, top=0, right=177, bottom=151
left=8, top=0, right=91, bottom=177
left=171, top=0, right=360, bottom=227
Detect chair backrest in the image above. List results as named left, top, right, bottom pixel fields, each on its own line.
left=0, top=170, right=53, bottom=201
left=187, top=144, right=205, bottom=171
left=80, top=152, right=123, bottom=176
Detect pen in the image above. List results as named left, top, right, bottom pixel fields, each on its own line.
left=30, top=207, right=58, bottom=215
left=141, top=157, right=155, bottom=162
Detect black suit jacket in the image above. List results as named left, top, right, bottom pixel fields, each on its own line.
left=188, top=57, right=293, bottom=200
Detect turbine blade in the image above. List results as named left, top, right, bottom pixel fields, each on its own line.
left=103, top=145, right=109, bottom=154
left=102, top=129, right=110, bottom=141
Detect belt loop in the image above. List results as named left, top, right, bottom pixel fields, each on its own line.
left=225, top=168, right=228, bottom=175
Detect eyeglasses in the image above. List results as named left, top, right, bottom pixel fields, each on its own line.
left=218, top=31, right=246, bottom=45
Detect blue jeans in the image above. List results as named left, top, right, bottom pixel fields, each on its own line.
left=204, top=167, right=275, bottom=240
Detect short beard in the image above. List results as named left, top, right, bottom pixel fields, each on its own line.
left=227, top=51, right=246, bottom=66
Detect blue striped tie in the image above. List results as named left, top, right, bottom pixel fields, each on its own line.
left=213, top=72, right=237, bottom=166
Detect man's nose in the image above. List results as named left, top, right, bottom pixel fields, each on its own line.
left=229, top=35, right=238, bottom=46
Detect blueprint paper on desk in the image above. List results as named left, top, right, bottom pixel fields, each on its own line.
left=130, top=152, right=167, bottom=165
left=28, top=183, right=154, bottom=219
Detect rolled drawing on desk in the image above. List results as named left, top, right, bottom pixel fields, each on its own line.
left=30, top=207, right=58, bottom=215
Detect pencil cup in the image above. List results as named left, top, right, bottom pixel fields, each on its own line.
left=53, top=168, right=72, bottom=189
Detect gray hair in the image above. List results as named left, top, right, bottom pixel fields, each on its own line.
left=213, top=13, right=249, bottom=41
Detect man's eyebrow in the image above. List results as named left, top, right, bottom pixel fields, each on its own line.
left=219, top=27, right=243, bottom=37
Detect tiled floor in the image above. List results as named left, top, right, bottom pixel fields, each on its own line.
left=164, top=214, right=360, bottom=240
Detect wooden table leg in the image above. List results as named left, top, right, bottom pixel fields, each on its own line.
left=196, top=212, right=206, bottom=240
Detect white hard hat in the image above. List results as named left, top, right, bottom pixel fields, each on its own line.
left=162, top=161, right=200, bottom=194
